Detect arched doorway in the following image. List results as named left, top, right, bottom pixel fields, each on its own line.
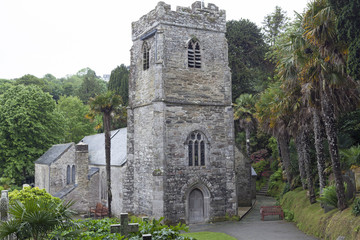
left=189, top=188, right=204, bottom=223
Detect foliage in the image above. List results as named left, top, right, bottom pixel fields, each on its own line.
left=267, top=136, right=279, bottom=160
left=252, top=159, right=269, bottom=177
left=108, top=65, right=129, bottom=106
left=281, top=189, right=360, bottom=239
left=56, top=96, right=96, bottom=143
left=268, top=169, right=285, bottom=198
left=328, top=0, right=360, bottom=81
left=8, top=186, right=61, bottom=206
left=338, top=109, right=360, bottom=147
left=250, top=149, right=269, bottom=163
left=352, top=198, right=360, bottom=216
left=283, top=209, right=294, bottom=221
left=77, top=68, right=107, bottom=104
left=0, top=85, right=65, bottom=184
left=318, top=185, right=338, bottom=208
left=0, top=198, right=75, bottom=240
left=49, top=218, right=123, bottom=240
left=340, top=145, right=360, bottom=170
left=262, top=6, right=288, bottom=46
left=181, top=231, right=236, bottom=240
left=129, top=217, right=193, bottom=240
left=255, top=177, right=267, bottom=191
left=226, top=19, right=273, bottom=100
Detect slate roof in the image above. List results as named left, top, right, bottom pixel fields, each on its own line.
left=82, top=128, right=127, bottom=166
left=251, top=167, right=257, bottom=176
left=35, top=143, right=73, bottom=165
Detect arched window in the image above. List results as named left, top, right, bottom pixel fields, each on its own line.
left=142, top=42, right=150, bottom=70
left=188, top=131, right=206, bottom=166
left=188, top=39, right=201, bottom=68
left=71, top=165, right=76, bottom=184
left=66, top=165, right=70, bottom=185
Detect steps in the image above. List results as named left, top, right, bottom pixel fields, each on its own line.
left=257, top=181, right=269, bottom=196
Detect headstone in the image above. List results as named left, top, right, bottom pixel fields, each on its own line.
left=143, top=234, right=152, bottom=240
left=0, top=190, right=9, bottom=221
left=110, top=213, right=139, bottom=237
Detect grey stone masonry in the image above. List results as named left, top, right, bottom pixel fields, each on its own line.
left=124, top=1, right=243, bottom=224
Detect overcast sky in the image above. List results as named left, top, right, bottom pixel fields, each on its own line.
left=0, top=0, right=310, bottom=80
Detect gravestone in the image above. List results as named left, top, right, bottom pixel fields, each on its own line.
left=142, top=234, right=152, bottom=240
left=0, top=190, right=9, bottom=221
left=110, top=213, right=139, bottom=237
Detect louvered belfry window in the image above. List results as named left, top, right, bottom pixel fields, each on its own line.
left=188, top=40, right=201, bottom=68
left=188, top=131, right=206, bottom=166
left=143, top=42, right=149, bottom=70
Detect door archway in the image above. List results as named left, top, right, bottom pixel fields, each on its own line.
left=189, top=188, right=204, bottom=223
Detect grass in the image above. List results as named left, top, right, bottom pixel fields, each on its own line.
left=281, top=188, right=360, bottom=239
left=181, top=231, right=237, bottom=240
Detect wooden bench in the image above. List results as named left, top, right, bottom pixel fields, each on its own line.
left=260, top=206, right=284, bottom=221
left=89, top=203, right=109, bottom=218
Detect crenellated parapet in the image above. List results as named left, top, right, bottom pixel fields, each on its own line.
left=132, top=1, right=226, bottom=40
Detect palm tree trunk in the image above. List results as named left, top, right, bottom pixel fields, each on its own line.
left=312, top=108, right=326, bottom=194
left=104, top=113, right=112, bottom=217
left=303, top=128, right=316, bottom=204
left=277, top=133, right=293, bottom=187
left=295, top=134, right=307, bottom=190
left=320, top=84, right=347, bottom=210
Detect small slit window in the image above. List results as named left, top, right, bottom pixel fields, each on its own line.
left=188, top=131, right=206, bottom=166
left=188, top=39, right=201, bottom=68
left=66, top=165, right=70, bottom=185
left=71, top=165, right=76, bottom=184
left=143, top=42, right=150, bottom=70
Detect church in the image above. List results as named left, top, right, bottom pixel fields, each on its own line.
left=35, top=1, right=254, bottom=224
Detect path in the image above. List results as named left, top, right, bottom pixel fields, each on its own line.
left=189, top=195, right=318, bottom=240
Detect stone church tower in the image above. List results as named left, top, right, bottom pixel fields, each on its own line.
left=123, top=1, right=241, bottom=223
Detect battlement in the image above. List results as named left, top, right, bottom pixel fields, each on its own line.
left=132, top=1, right=226, bottom=40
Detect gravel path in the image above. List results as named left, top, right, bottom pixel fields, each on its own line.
left=189, top=195, right=318, bottom=240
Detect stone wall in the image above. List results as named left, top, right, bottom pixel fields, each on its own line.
left=48, top=143, right=75, bottom=195
left=235, top=147, right=252, bottom=206
left=126, top=1, right=242, bottom=223
left=34, top=164, right=49, bottom=191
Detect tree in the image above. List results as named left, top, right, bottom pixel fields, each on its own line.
left=262, top=6, right=288, bottom=46
left=89, top=91, right=123, bottom=218
left=56, top=96, right=96, bottom=143
left=0, top=85, right=65, bottom=184
left=0, top=198, right=75, bottom=240
left=234, top=94, right=257, bottom=157
left=108, top=64, right=129, bottom=106
left=77, top=69, right=107, bottom=103
left=328, top=0, right=360, bottom=81
left=226, top=19, right=273, bottom=100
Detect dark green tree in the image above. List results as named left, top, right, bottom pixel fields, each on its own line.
left=89, top=91, right=123, bottom=218
left=108, top=64, right=129, bottom=106
left=0, top=85, right=65, bottom=184
left=328, top=0, right=360, bottom=81
left=226, top=19, right=273, bottom=101
left=77, top=68, right=107, bottom=103
left=56, top=96, right=96, bottom=143
left=262, top=6, right=288, bottom=46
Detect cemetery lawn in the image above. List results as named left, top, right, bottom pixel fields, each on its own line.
left=181, top=231, right=236, bottom=240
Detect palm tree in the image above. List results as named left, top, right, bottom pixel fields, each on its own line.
left=0, top=199, right=75, bottom=240
left=234, top=94, right=257, bottom=157
left=302, top=0, right=359, bottom=210
left=89, top=91, right=123, bottom=218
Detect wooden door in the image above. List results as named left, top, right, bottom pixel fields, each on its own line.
left=189, top=189, right=204, bottom=223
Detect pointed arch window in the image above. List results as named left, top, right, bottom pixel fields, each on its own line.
left=188, top=131, right=207, bottom=166
left=142, top=42, right=150, bottom=70
left=188, top=39, right=201, bottom=68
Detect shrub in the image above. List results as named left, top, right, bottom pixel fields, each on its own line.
left=318, top=185, right=338, bottom=208
left=9, top=186, right=61, bottom=206
left=340, top=145, right=360, bottom=169
left=252, top=159, right=269, bottom=177
left=250, top=149, right=269, bottom=163
left=352, top=198, right=360, bottom=216
left=283, top=209, right=294, bottom=221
